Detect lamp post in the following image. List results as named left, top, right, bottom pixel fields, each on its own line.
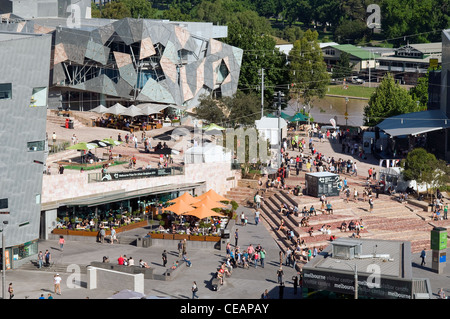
left=345, top=97, right=349, bottom=130
left=335, top=260, right=358, bottom=299
left=1, top=221, right=8, bottom=299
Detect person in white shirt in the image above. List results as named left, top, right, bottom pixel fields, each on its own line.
left=53, top=274, right=62, bottom=295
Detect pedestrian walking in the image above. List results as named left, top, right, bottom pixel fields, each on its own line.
left=37, top=251, right=44, bottom=269
left=110, top=228, right=117, bottom=244
left=44, top=250, right=51, bottom=266
left=162, top=250, right=168, bottom=267
left=240, top=212, right=246, bottom=226
left=277, top=266, right=284, bottom=284
left=368, top=196, right=374, bottom=213
left=182, top=239, right=187, bottom=256
left=177, top=240, right=183, bottom=258
left=58, top=236, right=65, bottom=251
left=99, top=227, right=105, bottom=243
left=191, top=281, right=199, bottom=299
left=260, top=248, right=266, bottom=268
left=253, top=251, right=259, bottom=268
left=254, top=209, right=260, bottom=225
left=8, top=283, right=14, bottom=299
left=420, top=249, right=426, bottom=266
left=53, top=274, right=62, bottom=295
left=234, top=228, right=239, bottom=247
left=285, top=247, right=292, bottom=266
left=254, top=193, right=263, bottom=209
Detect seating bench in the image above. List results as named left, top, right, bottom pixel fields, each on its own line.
left=90, top=261, right=154, bottom=279
left=163, top=260, right=186, bottom=280
left=406, top=198, right=432, bottom=212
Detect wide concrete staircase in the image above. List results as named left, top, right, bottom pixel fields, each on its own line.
left=20, top=260, right=88, bottom=274
left=224, top=186, right=258, bottom=206
left=259, top=188, right=435, bottom=257
left=47, top=110, right=85, bottom=129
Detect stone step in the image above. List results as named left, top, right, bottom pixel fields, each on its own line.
left=20, top=261, right=88, bottom=274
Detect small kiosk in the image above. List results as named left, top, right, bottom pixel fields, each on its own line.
left=305, top=172, right=340, bottom=197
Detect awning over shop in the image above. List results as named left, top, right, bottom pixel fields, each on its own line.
left=43, top=182, right=204, bottom=209
left=376, top=110, right=450, bottom=137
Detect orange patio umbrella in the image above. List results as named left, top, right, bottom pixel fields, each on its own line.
left=195, top=189, right=230, bottom=202
left=167, top=192, right=198, bottom=205
left=185, top=204, right=226, bottom=219
left=162, top=199, right=195, bottom=216
left=191, top=196, right=228, bottom=209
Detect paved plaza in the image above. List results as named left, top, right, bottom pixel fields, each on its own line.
left=4, top=116, right=450, bottom=301
left=4, top=206, right=300, bottom=300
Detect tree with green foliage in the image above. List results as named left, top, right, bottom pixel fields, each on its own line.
left=401, top=148, right=450, bottom=197
left=288, top=29, right=330, bottom=114
left=225, top=91, right=261, bottom=127
left=381, top=0, right=450, bottom=46
left=121, top=0, right=157, bottom=19
left=409, top=74, right=429, bottom=111
left=91, top=1, right=131, bottom=19
left=282, top=0, right=313, bottom=27
left=195, top=90, right=262, bottom=127
left=334, top=19, right=368, bottom=44
left=364, top=73, right=420, bottom=126
left=91, top=0, right=157, bottom=19
left=332, top=51, right=353, bottom=81
left=224, top=11, right=288, bottom=113
left=311, top=0, right=342, bottom=32
left=195, top=94, right=228, bottom=124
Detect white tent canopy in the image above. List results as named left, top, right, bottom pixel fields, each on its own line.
left=184, top=144, right=232, bottom=164
left=255, top=116, right=288, bottom=146
left=121, top=104, right=144, bottom=117
left=137, top=103, right=168, bottom=115
left=90, top=104, right=109, bottom=114
left=106, top=103, right=127, bottom=115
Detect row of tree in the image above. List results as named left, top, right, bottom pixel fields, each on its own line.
left=93, top=0, right=450, bottom=46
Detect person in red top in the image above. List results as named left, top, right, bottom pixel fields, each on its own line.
left=118, top=255, right=124, bottom=265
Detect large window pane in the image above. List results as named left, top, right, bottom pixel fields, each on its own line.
left=27, top=140, right=45, bottom=152
left=0, top=83, right=12, bottom=100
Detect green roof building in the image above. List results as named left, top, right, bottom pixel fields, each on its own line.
left=322, top=44, right=379, bottom=74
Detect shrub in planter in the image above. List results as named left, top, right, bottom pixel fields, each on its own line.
left=189, top=234, right=204, bottom=241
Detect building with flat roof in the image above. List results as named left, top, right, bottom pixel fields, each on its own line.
left=0, top=30, right=52, bottom=268
left=375, top=42, right=441, bottom=85
left=302, top=238, right=432, bottom=299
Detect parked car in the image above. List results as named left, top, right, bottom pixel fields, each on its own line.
left=350, top=76, right=365, bottom=84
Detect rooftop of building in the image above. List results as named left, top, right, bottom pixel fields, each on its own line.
left=0, top=30, right=47, bottom=41
left=326, top=44, right=380, bottom=60
left=304, top=238, right=412, bottom=279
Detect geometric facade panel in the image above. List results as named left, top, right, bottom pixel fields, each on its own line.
left=0, top=17, right=243, bottom=108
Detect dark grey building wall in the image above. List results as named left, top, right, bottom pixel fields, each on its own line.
left=0, top=33, right=52, bottom=248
